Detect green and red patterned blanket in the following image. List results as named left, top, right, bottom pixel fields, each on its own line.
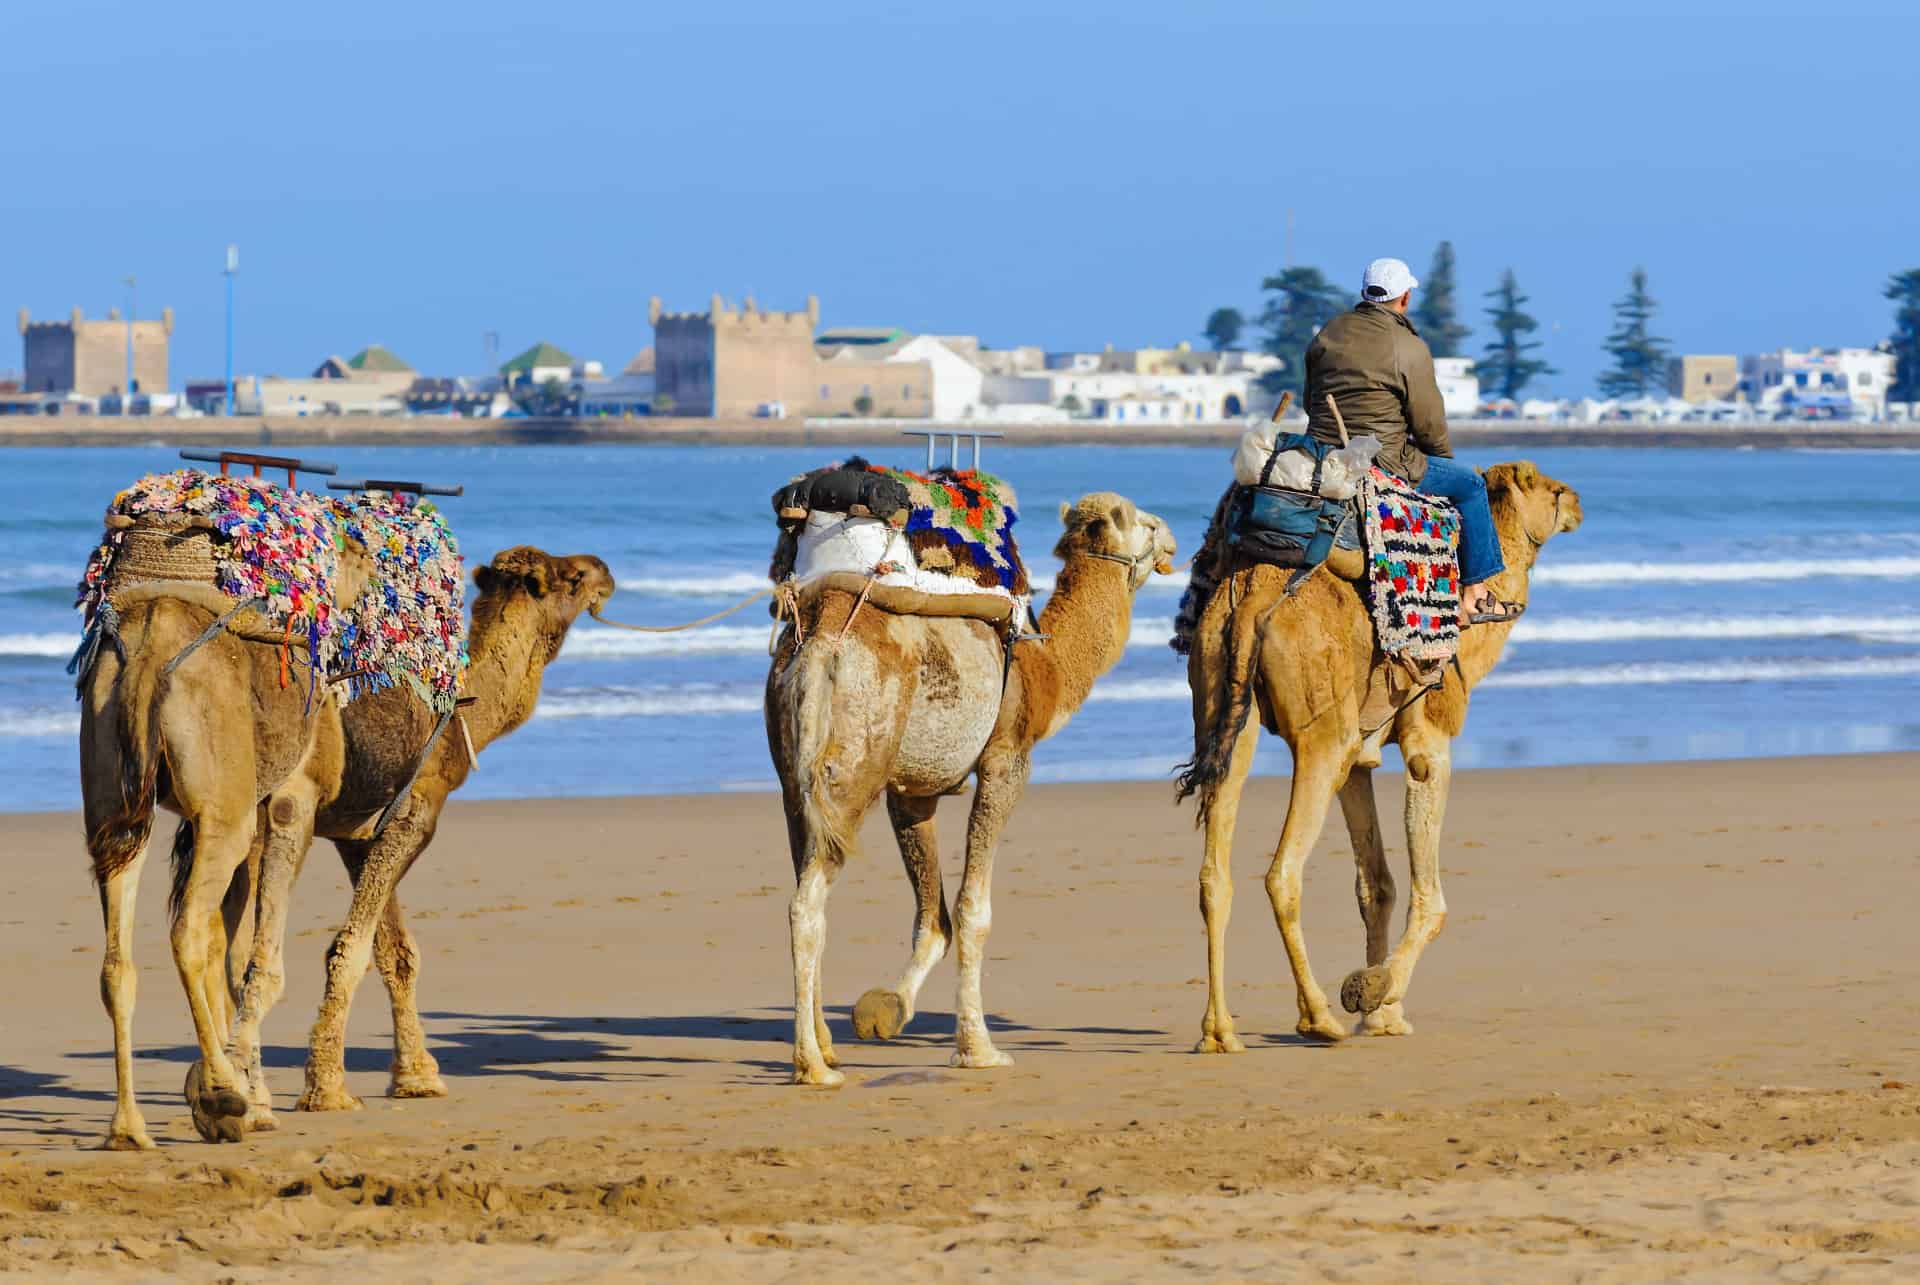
left=866, top=464, right=1028, bottom=594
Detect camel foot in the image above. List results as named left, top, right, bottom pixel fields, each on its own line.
left=851, top=989, right=909, bottom=1041
left=389, top=1070, right=450, bottom=1099
left=100, top=1125, right=156, bottom=1152
left=296, top=1083, right=365, bottom=1113
left=792, top=1063, right=846, bottom=1088
left=1295, top=1014, right=1349, bottom=1043
left=951, top=1047, right=1015, bottom=1070
left=1193, top=1031, right=1246, bottom=1055
left=244, top=1107, right=280, bottom=1133
left=1358, top=1005, right=1415, bottom=1037
left=185, top=1063, right=251, bottom=1144
left=1340, top=966, right=1393, bottom=1015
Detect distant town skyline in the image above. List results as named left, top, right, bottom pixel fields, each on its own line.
left=9, top=1, right=1915, bottom=396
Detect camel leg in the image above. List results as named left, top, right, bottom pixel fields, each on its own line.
left=1338, top=768, right=1411, bottom=1036
left=334, top=841, right=446, bottom=1097
left=206, top=838, right=256, bottom=1049
left=376, top=888, right=447, bottom=1098
left=1196, top=719, right=1258, bottom=1054
left=230, top=793, right=314, bottom=1131
left=172, top=805, right=260, bottom=1142
left=811, top=928, right=838, bottom=1070
left=299, top=801, right=437, bottom=1112
left=853, top=790, right=951, bottom=1042
left=951, top=748, right=1028, bottom=1070
left=789, top=855, right=845, bottom=1087
left=1341, top=724, right=1451, bottom=1027
left=1263, top=751, right=1348, bottom=1043
left=96, top=837, right=155, bottom=1151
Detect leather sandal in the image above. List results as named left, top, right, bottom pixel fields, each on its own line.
left=1467, top=599, right=1526, bottom=627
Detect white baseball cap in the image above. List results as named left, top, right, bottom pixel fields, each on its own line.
left=1361, top=257, right=1419, bottom=302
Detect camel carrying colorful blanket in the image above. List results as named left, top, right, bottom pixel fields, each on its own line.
left=76, top=469, right=468, bottom=712
left=1361, top=467, right=1462, bottom=662
left=1170, top=465, right=1462, bottom=664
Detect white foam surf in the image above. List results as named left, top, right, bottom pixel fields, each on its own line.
left=1536, top=556, right=1920, bottom=587
left=0, top=633, right=79, bottom=659
left=1513, top=614, right=1920, bottom=645
left=534, top=684, right=764, bottom=720
left=0, top=709, right=81, bottom=737
left=1483, top=656, right=1920, bottom=689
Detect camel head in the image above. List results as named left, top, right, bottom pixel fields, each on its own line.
left=1055, top=492, right=1177, bottom=590
left=473, top=546, right=615, bottom=660
left=1485, top=461, right=1583, bottom=551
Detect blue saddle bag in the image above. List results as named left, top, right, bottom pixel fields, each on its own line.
left=1224, top=433, right=1355, bottom=571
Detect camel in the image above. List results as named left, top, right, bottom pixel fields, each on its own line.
left=80, top=545, right=611, bottom=1147
left=766, top=492, right=1175, bottom=1086
left=1178, top=462, right=1581, bottom=1050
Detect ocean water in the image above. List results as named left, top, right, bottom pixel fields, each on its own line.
left=2, top=442, right=1917, bottom=813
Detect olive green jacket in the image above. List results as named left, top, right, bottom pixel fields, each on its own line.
left=1303, top=302, right=1452, bottom=482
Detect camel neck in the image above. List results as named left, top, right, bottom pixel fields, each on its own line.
left=460, top=596, right=560, bottom=750
left=1028, top=556, right=1135, bottom=724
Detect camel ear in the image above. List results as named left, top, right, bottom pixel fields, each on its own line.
left=1109, top=500, right=1135, bottom=533
left=1058, top=501, right=1072, bottom=524
left=486, top=547, right=553, bottom=598
left=1490, top=461, right=1542, bottom=497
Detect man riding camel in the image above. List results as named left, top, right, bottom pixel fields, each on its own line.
left=1305, top=257, right=1522, bottom=626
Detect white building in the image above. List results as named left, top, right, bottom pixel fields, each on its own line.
left=982, top=365, right=1258, bottom=422
left=886, top=335, right=986, bottom=421
left=1434, top=357, right=1480, bottom=418
left=1740, top=346, right=1897, bottom=420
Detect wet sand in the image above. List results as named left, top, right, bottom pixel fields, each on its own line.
left=2, top=754, right=1917, bottom=1278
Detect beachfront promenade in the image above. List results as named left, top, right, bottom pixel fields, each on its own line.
left=5, top=414, right=1917, bottom=450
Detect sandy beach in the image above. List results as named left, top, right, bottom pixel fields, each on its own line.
left=2, top=753, right=1918, bottom=1279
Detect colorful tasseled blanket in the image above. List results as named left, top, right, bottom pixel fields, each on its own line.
left=1362, top=467, right=1462, bottom=662
left=866, top=465, right=1028, bottom=594
left=77, top=469, right=467, bottom=711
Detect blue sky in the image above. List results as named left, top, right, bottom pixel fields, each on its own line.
left=8, top=0, right=1915, bottom=396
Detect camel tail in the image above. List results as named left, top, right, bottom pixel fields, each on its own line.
left=786, top=647, right=855, bottom=867
left=166, top=818, right=197, bottom=923
left=85, top=650, right=171, bottom=885
left=1173, top=582, right=1265, bottom=827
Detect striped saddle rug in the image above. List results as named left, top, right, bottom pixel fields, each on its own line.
left=1362, top=467, right=1462, bottom=663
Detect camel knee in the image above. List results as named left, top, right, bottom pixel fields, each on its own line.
left=1263, top=865, right=1296, bottom=905
left=99, top=951, right=135, bottom=1013
left=1361, top=874, right=1396, bottom=916
left=1200, top=865, right=1232, bottom=915
left=1405, top=753, right=1439, bottom=783
left=954, top=893, right=992, bottom=940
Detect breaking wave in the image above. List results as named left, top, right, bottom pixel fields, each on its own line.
left=1535, top=556, right=1920, bottom=587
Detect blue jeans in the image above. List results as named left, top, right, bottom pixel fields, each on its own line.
left=1418, top=456, right=1505, bottom=587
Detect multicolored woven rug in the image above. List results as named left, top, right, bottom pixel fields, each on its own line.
left=1362, top=467, right=1462, bottom=662
left=327, top=491, right=467, bottom=709
left=867, top=466, right=1028, bottom=594
left=78, top=469, right=467, bottom=712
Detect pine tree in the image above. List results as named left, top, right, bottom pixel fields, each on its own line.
left=1202, top=307, right=1245, bottom=351
left=1597, top=267, right=1672, bottom=399
left=1411, top=241, right=1469, bottom=358
left=1256, top=266, right=1345, bottom=395
left=1479, top=269, right=1555, bottom=401
left=1886, top=269, right=1920, bottom=404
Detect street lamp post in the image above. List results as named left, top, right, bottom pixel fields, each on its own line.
left=224, top=245, right=239, bottom=416
left=123, top=275, right=136, bottom=414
